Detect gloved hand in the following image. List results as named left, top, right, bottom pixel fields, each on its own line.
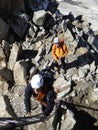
left=26, top=112, right=31, bottom=117
left=57, top=59, right=61, bottom=65
left=40, top=115, right=47, bottom=122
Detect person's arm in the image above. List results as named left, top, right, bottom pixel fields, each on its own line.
left=43, top=89, right=55, bottom=116
left=52, top=45, right=59, bottom=61
left=62, top=44, right=68, bottom=57
left=24, top=85, right=33, bottom=116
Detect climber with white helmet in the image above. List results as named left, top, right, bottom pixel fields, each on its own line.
left=24, top=74, right=56, bottom=120
left=52, top=37, right=68, bottom=73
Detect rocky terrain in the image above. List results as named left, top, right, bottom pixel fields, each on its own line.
left=59, top=0, right=98, bottom=31
left=0, top=0, right=98, bottom=130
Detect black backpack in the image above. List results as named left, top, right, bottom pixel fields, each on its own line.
left=40, top=68, right=54, bottom=85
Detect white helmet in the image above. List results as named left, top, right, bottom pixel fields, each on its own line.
left=53, top=37, right=59, bottom=44
left=30, top=74, right=43, bottom=89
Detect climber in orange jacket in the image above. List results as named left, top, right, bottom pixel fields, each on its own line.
left=52, top=37, right=68, bottom=72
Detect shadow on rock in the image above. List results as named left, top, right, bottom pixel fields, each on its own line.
left=73, top=110, right=98, bottom=130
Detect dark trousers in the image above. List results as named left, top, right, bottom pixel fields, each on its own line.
left=54, top=58, right=65, bottom=73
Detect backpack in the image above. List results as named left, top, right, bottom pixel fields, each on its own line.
left=39, top=68, right=54, bottom=85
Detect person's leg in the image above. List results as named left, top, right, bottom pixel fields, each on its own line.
left=60, top=58, right=66, bottom=74
left=61, top=58, right=65, bottom=69
left=54, top=61, right=59, bottom=71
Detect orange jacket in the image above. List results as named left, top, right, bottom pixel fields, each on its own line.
left=35, top=84, right=47, bottom=107
left=52, top=39, right=68, bottom=61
